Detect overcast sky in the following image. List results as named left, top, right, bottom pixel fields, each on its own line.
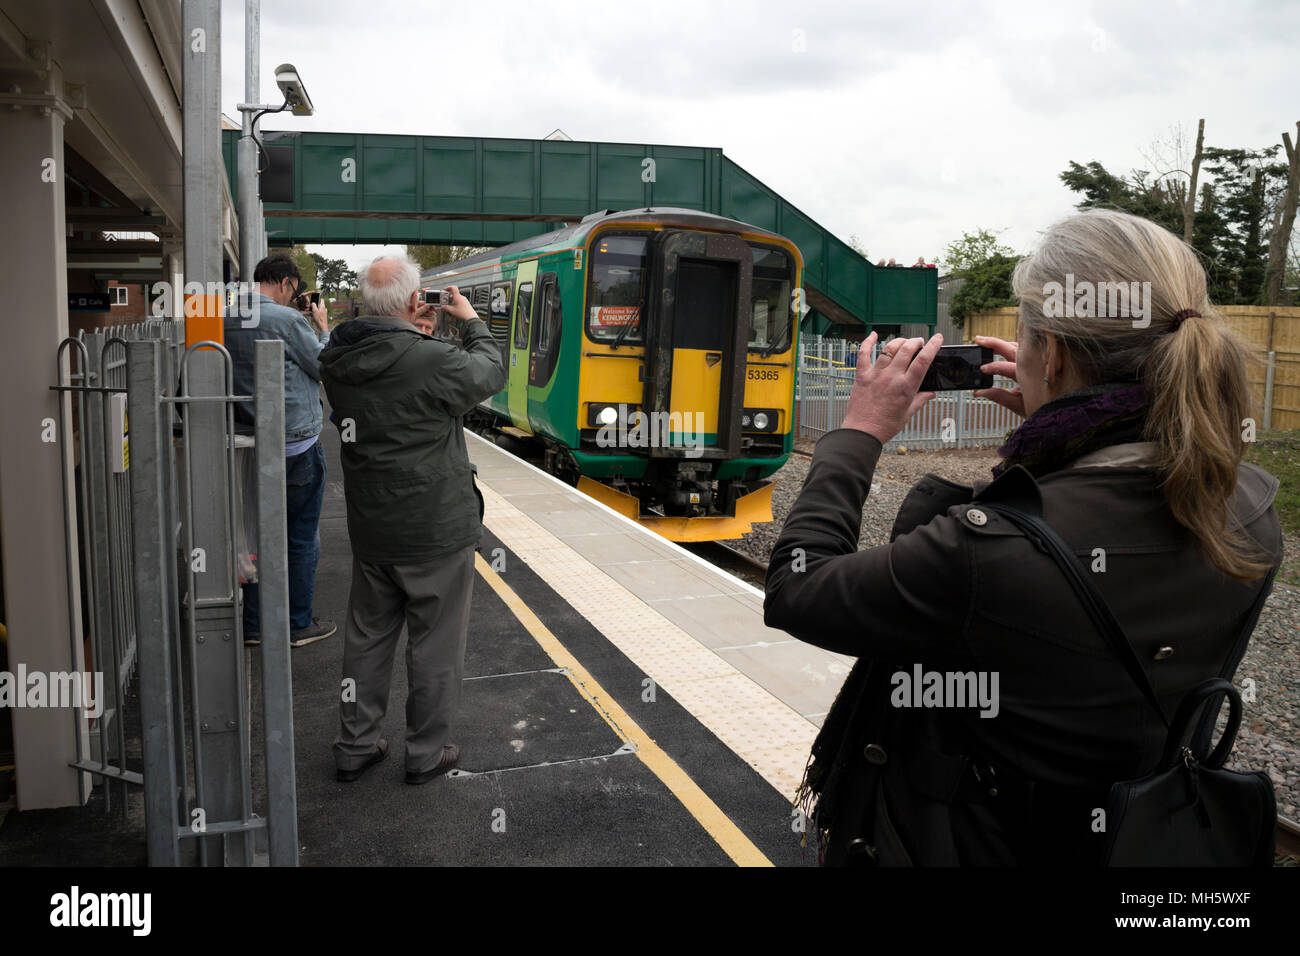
left=218, top=0, right=1298, bottom=275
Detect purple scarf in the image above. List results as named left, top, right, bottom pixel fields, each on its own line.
left=992, top=383, right=1150, bottom=478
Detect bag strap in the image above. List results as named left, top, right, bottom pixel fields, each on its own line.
left=979, top=503, right=1169, bottom=729
left=1162, top=678, right=1241, bottom=769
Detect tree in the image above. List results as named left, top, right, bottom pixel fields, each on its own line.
left=846, top=234, right=868, bottom=259
left=940, top=229, right=1019, bottom=327
left=405, top=244, right=487, bottom=272
left=1264, top=123, right=1299, bottom=306
left=1286, top=233, right=1300, bottom=301
left=1130, top=119, right=1206, bottom=242
left=1182, top=119, right=1205, bottom=243
left=310, top=254, right=358, bottom=298
left=940, top=228, right=1016, bottom=275
left=1058, top=160, right=1184, bottom=233
left=1059, top=121, right=1300, bottom=305
left=1200, top=146, right=1280, bottom=303
left=289, top=245, right=316, bottom=291
left=948, top=254, right=1019, bottom=326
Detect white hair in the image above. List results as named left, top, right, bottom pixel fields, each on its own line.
left=359, top=255, right=421, bottom=317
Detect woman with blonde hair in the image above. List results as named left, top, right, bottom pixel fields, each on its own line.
left=765, top=209, right=1282, bottom=865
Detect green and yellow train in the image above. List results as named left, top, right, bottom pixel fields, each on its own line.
left=421, top=207, right=802, bottom=541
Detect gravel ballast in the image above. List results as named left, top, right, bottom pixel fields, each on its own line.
left=723, top=441, right=1300, bottom=821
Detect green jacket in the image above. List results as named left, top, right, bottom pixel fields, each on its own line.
left=319, top=313, right=506, bottom=564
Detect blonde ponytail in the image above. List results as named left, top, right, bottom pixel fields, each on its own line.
left=1013, top=210, right=1272, bottom=582
left=1145, top=308, right=1271, bottom=581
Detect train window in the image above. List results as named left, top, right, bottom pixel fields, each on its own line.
left=514, top=282, right=534, bottom=349
left=587, top=234, right=647, bottom=343
left=537, top=275, right=560, bottom=354
left=489, top=282, right=512, bottom=341
left=749, top=244, right=795, bottom=355
left=472, top=285, right=490, bottom=319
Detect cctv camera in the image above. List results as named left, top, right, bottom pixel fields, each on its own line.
left=274, top=63, right=314, bottom=117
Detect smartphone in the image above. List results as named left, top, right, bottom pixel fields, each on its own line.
left=294, top=290, right=321, bottom=311
left=919, top=345, right=994, bottom=391
left=422, top=288, right=448, bottom=307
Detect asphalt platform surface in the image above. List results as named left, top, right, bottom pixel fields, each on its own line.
left=0, top=418, right=815, bottom=868
left=298, top=423, right=813, bottom=866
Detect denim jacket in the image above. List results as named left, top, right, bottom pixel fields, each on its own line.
left=224, top=293, right=330, bottom=441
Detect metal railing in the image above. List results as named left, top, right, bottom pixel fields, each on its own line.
left=51, top=321, right=297, bottom=865
left=127, top=336, right=297, bottom=866
left=797, top=341, right=1022, bottom=448
left=52, top=320, right=186, bottom=815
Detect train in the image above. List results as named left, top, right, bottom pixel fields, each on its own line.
left=420, top=208, right=802, bottom=542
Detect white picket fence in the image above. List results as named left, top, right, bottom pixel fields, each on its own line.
left=796, top=336, right=1022, bottom=449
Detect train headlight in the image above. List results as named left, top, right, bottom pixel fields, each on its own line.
left=587, top=403, right=638, bottom=428
left=741, top=408, right=779, bottom=432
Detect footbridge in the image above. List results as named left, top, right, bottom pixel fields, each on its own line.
left=221, top=130, right=936, bottom=336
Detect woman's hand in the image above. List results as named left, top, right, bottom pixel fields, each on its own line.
left=972, top=334, right=1025, bottom=418
left=839, top=332, right=942, bottom=444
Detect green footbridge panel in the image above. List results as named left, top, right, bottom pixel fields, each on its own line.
left=222, top=130, right=935, bottom=332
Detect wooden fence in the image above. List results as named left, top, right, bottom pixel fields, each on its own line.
left=965, top=305, right=1300, bottom=431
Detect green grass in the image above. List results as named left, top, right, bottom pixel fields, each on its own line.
left=1245, top=429, right=1300, bottom=586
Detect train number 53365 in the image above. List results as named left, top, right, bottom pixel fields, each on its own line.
left=746, top=367, right=780, bottom=381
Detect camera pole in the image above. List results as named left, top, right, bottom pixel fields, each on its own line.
left=237, top=0, right=263, bottom=278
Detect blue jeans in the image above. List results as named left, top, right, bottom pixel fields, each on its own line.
left=244, top=440, right=326, bottom=635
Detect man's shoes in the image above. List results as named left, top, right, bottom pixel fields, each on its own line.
left=405, top=744, right=461, bottom=785
left=336, top=739, right=388, bottom=782
left=290, top=618, right=337, bottom=647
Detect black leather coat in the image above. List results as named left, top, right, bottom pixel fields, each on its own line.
left=764, top=429, right=1282, bottom=865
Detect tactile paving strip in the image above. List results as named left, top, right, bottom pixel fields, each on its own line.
left=470, top=437, right=820, bottom=800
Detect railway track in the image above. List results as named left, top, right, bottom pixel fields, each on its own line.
left=1277, top=815, right=1300, bottom=863
left=682, top=540, right=768, bottom=588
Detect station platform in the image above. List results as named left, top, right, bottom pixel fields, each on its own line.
left=0, top=424, right=855, bottom=867
left=289, top=428, right=856, bottom=867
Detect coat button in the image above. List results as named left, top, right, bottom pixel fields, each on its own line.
left=966, top=508, right=988, bottom=526
left=863, top=744, right=888, bottom=765
left=846, top=839, right=878, bottom=858
left=1153, top=646, right=1175, bottom=660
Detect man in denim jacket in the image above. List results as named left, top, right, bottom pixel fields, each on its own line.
left=226, top=252, right=337, bottom=647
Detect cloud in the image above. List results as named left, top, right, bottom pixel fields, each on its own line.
left=221, top=0, right=1300, bottom=275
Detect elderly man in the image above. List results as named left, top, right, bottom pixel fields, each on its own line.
left=320, top=255, right=506, bottom=784
left=225, top=252, right=337, bottom=648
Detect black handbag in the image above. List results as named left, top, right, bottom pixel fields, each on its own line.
left=981, top=503, right=1276, bottom=867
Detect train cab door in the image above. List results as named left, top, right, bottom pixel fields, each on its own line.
left=643, top=232, right=751, bottom=458
left=507, top=259, right=537, bottom=431
left=527, top=272, right=562, bottom=389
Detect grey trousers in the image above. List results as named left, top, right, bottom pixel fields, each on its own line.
left=334, top=545, right=475, bottom=774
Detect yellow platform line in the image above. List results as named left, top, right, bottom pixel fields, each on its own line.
left=474, top=552, right=773, bottom=868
